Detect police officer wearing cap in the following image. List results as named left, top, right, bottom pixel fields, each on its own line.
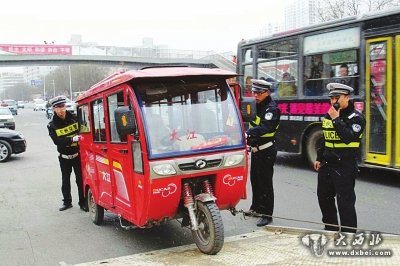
left=246, top=79, right=281, bottom=227
left=47, top=95, right=87, bottom=212
left=314, top=83, right=365, bottom=233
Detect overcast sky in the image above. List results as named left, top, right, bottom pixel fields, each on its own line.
left=0, top=0, right=291, bottom=53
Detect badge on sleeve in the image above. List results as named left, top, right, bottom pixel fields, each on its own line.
left=265, top=112, right=273, bottom=120
left=352, top=124, right=361, bottom=132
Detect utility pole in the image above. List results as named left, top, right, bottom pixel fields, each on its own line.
left=68, top=65, right=72, bottom=100
left=51, top=80, right=56, bottom=97
left=43, top=75, right=46, bottom=99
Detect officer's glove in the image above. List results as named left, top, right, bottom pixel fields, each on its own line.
left=72, top=135, right=81, bottom=142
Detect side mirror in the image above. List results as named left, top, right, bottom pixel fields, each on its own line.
left=240, top=97, right=256, bottom=122
left=115, top=106, right=137, bottom=137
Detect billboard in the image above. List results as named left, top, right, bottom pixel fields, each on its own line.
left=0, top=44, right=72, bottom=55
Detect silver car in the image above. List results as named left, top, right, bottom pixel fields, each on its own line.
left=3, top=99, right=18, bottom=115
left=0, top=107, right=16, bottom=130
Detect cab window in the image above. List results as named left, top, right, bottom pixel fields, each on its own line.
left=77, top=104, right=90, bottom=133
left=91, top=99, right=106, bottom=142
left=107, top=91, right=126, bottom=143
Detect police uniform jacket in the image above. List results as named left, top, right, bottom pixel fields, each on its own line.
left=47, top=111, right=80, bottom=155
left=317, top=101, right=365, bottom=163
left=246, top=96, right=280, bottom=147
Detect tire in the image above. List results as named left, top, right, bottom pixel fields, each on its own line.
left=192, top=201, right=224, bottom=255
left=87, top=188, right=104, bottom=225
left=0, top=140, right=12, bottom=162
left=304, top=128, right=324, bottom=167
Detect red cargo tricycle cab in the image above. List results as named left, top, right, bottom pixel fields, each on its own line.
left=76, top=66, right=249, bottom=254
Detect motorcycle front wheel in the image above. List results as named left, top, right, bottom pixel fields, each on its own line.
left=191, top=201, right=224, bottom=255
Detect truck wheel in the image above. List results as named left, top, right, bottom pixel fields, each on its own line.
left=305, top=128, right=323, bottom=167
left=0, top=140, right=12, bottom=162
left=87, top=188, right=104, bottom=225
left=192, top=201, right=224, bottom=255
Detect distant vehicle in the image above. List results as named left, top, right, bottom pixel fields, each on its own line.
left=66, top=99, right=77, bottom=115
left=0, top=107, right=16, bottom=130
left=33, top=99, right=46, bottom=111
left=17, top=101, right=25, bottom=109
left=3, top=99, right=18, bottom=115
left=0, top=128, right=26, bottom=162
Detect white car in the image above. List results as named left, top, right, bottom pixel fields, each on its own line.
left=66, top=99, right=77, bottom=115
left=0, top=107, right=16, bottom=130
left=33, top=99, right=47, bottom=111
left=17, top=101, right=25, bottom=109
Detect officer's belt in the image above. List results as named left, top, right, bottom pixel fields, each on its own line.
left=59, top=153, right=79, bottom=159
left=251, top=141, right=273, bottom=153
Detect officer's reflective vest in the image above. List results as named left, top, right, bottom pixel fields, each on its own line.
left=249, top=115, right=278, bottom=138
left=322, top=118, right=362, bottom=148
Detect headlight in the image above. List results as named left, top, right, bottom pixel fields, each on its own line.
left=152, top=164, right=177, bottom=176
left=224, top=154, right=244, bottom=167
left=7, top=118, right=15, bottom=122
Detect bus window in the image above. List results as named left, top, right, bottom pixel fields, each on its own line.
left=304, top=50, right=359, bottom=96
left=244, top=49, right=252, bottom=63
left=258, top=60, right=298, bottom=97
left=244, top=65, right=253, bottom=97
left=256, top=39, right=298, bottom=98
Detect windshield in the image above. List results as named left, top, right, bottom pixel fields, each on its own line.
left=0, top=108, right=12, bottom=115
left=4, top=100, right=16, bottom=106
left=135, top=77, right=244, bottom=158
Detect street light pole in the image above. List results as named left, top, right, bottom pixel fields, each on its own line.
left=43, top=75, right=46, bottom=99
left=68, top=65, right=72, bottom=99
left=52, top=80, right=55, bottom=97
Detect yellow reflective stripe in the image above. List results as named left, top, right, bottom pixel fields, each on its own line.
left=322, top=119, right=334, bottom=129
left=323, top=130, right=340, bottom=140
left=55, top=122, right=79, bottom=136
left=113, top=161, right=122, bottom=171
left=262, top=132, right=276, bottom=137
left=249, top=116, right=261, bottom=128
left=325, top=142, right=360, bottom=148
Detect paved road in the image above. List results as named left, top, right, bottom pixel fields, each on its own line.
left=1, top=108, right=399, bottom=265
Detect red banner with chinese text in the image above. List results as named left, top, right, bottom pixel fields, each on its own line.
left=0, top=44, right=72, bottom=55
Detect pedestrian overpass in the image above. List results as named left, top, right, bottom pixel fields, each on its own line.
left=0, top=44, right=236, bottom=72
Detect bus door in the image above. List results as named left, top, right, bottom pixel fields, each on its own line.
left=365, top=37, right=393, bottom=166
left=396, top=36, right=400, bottom=168
left=105, top=89, right=136, bottom=216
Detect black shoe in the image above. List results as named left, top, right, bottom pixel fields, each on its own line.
left=79, top=203, right=88, bottom=212
left=59, top=203, right=73, bottom=211
left=256, top=217, right=272, bottom=227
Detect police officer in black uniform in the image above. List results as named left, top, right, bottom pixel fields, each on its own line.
left=314, top=83, right=365, bottom=233
left=246, top=79, right=281, bottom=227
left=47, top=95, right=87, bottom=212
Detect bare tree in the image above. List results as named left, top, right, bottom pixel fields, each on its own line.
left=45, top=64, right=112, bottom=99
left=317, top=0, right=400, bottom=22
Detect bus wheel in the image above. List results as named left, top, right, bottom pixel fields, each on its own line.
left=87, top=188, right=104, bottom=225
left=192, top=201, right=224, bottom=255
left=305, top=128, right=323, bottom=167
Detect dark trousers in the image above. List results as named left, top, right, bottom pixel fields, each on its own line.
left=250, top=147, right=277, bottom=216
left=317, top=161, right=357, bottom=233
left=58, top=155, right=84, bottom=205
